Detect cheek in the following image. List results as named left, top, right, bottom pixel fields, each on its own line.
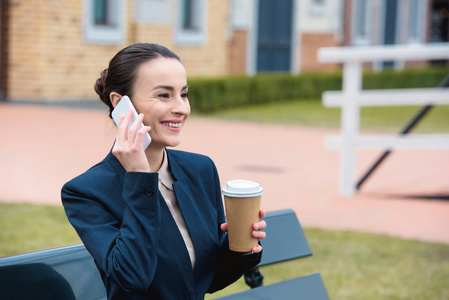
left=142, top=111, right=157, bottom=127
left=145, top=116, right=158, bottom=127
left=140, top=105, right=160, bottom=126
left=186, top=101, right=191, bottom=116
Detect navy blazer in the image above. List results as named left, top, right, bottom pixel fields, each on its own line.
left=61, top=149, right=261, bottom=300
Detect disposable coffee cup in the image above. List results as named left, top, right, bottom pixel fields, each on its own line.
left=222, top=180, right=264, bottom=252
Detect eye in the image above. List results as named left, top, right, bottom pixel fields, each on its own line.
left=181, top=92, right=189, bottom=98
left=158, top=93, right=170, bottom=99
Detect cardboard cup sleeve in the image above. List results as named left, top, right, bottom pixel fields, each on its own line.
left=222, top=180, right=264, bottom=252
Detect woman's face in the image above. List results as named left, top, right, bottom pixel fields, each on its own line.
left=131, top=57, right=190, bottom=149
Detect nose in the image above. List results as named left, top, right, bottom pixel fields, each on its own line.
left=171, top=95, right=190, bottom=116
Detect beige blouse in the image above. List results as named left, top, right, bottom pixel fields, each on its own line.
left=157, top=149, right=196, bottom=269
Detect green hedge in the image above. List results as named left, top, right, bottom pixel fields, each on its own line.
left=363, top=67, right=449, bottom=89
left=188, top=66, right=449, bottom=113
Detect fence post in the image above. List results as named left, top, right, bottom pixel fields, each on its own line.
left=340, top=62, right=362, bottom=196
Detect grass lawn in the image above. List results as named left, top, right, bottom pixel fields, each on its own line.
left=0, top=202, right=80, bottom=256
left=1, top=202, right=448, bottom=300
left=198, top=99, right=449, bottom=133
left=208, top=228, right=449, bottom=300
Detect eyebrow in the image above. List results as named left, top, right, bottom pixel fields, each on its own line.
left=152, top=84, right=189, bottom=91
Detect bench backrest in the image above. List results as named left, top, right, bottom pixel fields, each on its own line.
left=259, top=209, right=312, bottom=266
left=0, top=244, right=106, bottom=300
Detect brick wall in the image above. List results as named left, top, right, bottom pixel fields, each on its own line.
left=8, top=0, right=43, bottom=100
left=6, top=0, right=230, bottom=102
left=300, top=33, right=339, bottom=72
left=228, top=29, right=247, bottom=75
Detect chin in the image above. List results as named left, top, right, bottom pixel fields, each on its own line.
left=150, top=134, right=183, bottom=148
left=164, top=139, right=182, bottom=148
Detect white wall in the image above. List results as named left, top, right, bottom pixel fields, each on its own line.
left=230, top=0, right=254, bottom=29
left=297, top=0, right=343, bottom=36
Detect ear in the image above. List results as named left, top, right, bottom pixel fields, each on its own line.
left=110, top=92, right=123, bottom=108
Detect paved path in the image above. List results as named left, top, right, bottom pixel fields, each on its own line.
left=1, top=102, right=448, bottom=244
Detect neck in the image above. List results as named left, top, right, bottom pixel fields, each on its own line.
left=145, top=145, right=165, bottom=172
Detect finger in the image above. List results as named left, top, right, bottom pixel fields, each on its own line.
left=252, top=230, right=266, bottom=240
left=127, top=113, right=144, bottom=147
left=259, top=209, right=266, bottom=219
left=116, top=115, right=126, bottom=144
left=253, top=220, right=266, bottom=230
left=135, top=125, right=151, bottom=149
left=118, top=109, right=133, bottom=142
left=132, top=114, right=148, bottom=139
left=220, top=223, right=228, bottom=232
left=252, top=244, right=263, bottom=254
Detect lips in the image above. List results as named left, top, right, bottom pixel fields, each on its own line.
left=161, top=122, right=181, bottom=128
left=161, top=120, right=183, bottom=130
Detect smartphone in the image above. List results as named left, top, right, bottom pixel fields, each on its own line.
left=111, top=95, right=151, bottom=150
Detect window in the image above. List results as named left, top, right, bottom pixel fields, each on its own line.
left=182, top=0, right=194, bottom=29
left=84, top=0, right=126, bottom=44
left=408, top=0, right=424, bottom=43
left=230, top=0, right=248, bottom=29
left=309, top=0, right=326, bottom=16
left=175, top=0, right=207, bottom=45
left=352, top=0, right=372, bottom=45
left=94, top=0, right=108, bottom=25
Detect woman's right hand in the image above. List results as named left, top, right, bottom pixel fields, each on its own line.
left=112, top=109, right=152, bottom=172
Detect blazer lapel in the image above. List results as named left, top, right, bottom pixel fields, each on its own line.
left=168, top=151, right=217, bottom=286
left=158, top=192, right=196, bottom=296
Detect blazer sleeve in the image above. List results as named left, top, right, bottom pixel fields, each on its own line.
left=61, top=171, right=161, bottom=293
left=207, top=159, right=262, bottom=293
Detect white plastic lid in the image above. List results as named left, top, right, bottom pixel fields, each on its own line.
left=222, top=180, right=264, bottom=198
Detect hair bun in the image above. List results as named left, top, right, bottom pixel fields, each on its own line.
left=94, top=69, right=108, bottom=103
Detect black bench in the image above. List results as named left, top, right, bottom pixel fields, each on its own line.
left=0, top=243, right=105, bottom=300
left=0, top=209, right=328, bottom=300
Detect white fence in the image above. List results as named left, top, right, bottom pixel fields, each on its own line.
left=318, top=43, right=449, bottom=197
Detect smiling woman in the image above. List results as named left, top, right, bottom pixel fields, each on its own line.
left=61, top=43, right=267, bottom=300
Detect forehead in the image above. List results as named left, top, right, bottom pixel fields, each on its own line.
left=135, top=57, right=187, bottom=87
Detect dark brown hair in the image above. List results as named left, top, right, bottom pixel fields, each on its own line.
left=94, top=43, right=181, bottom=117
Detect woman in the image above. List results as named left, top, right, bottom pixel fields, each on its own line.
left=61, top=43, right=266, bottom=300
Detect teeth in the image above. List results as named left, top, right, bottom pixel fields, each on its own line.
left=163, top=122, right=181, bottom=128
